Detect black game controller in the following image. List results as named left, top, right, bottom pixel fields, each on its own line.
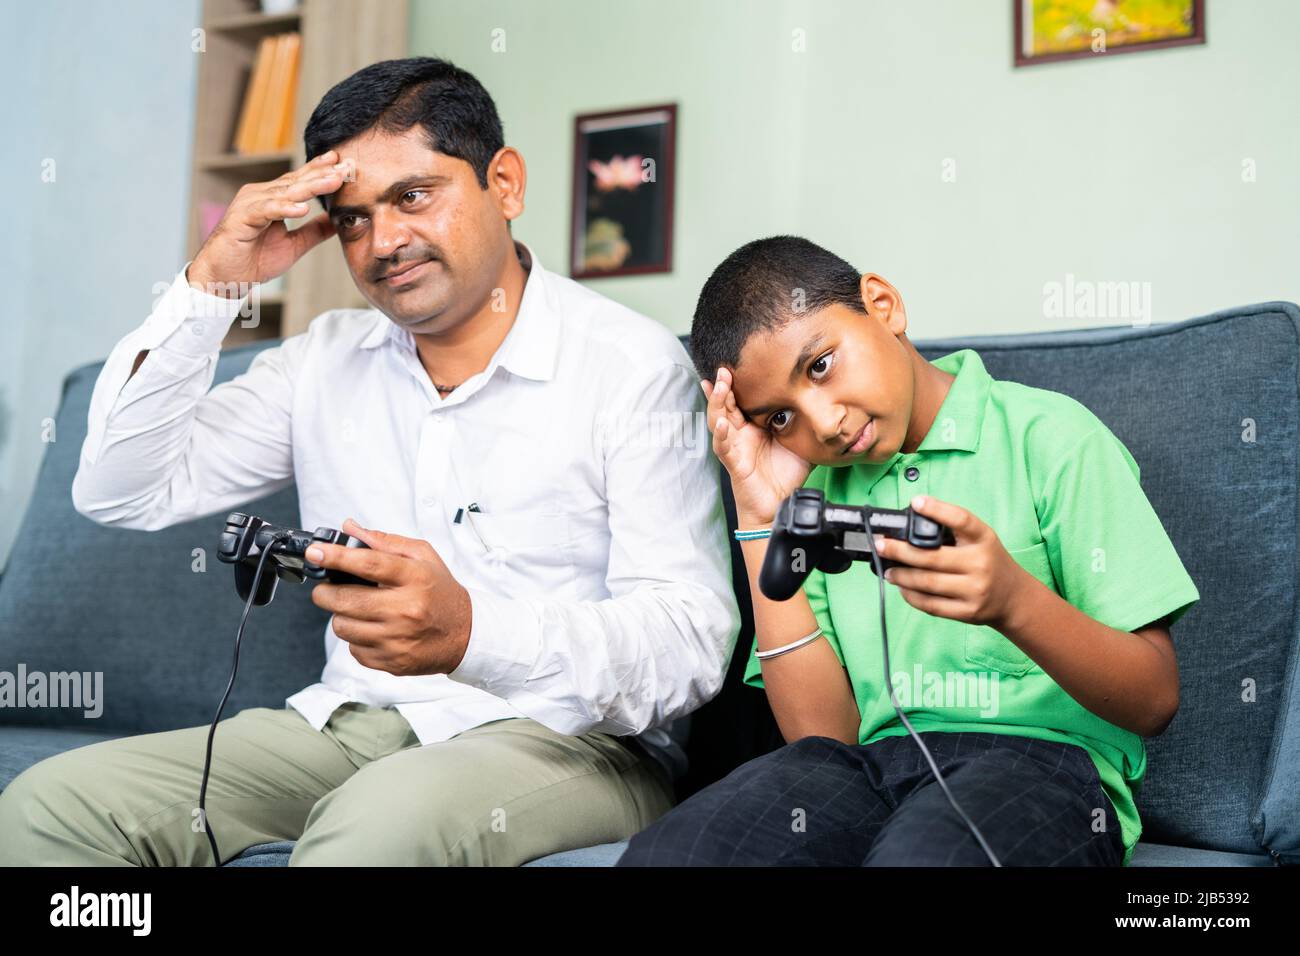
left=217, top=512, right=378, bottom=606
left=759, top=488, right=957, bottom=601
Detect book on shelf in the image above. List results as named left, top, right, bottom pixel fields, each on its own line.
left=233, top=32, right=301, bottom=155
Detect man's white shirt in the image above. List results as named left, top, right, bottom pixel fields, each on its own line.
left=71, top=242, right=739, bottom=775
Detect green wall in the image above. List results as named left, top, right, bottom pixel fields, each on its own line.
left=412, top=0, right=1299, bottom=335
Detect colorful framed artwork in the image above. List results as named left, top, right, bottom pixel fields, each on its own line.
left=570, top=103, right=676, bottom=279
left=1015, top=0, right=1205, bottom=67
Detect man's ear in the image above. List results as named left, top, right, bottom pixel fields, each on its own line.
left=859, top=273, right=907, bottom=334
left=488, top=146, right=526, bottom=222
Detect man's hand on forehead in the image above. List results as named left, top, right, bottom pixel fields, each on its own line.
left=321, top=156, right=357, bottom=212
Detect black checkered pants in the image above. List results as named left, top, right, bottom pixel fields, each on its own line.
left=617, top=731, right=1125, bottom=866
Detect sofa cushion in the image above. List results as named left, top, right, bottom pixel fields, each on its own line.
left=0, top=343, right=331, bottom=736
left=227, top=838, right=631, bottom=867
left=225, top=840, right=296, bottom=867
left=522, top=840, right=628, bottom=867
left=0, top=726, right=128, bottom=792
left=1127, top=842, right=1275, bottom=867
left=232, top=837, right=1276, bottom=867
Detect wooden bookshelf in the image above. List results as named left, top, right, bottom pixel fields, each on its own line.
left=187, top=0, right=409, bottom=346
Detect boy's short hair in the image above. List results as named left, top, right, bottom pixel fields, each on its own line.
left=689, top=235, right=867, bottom=385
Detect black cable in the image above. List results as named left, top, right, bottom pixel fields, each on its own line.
left=199, top=532, right=290, bottom=867
left=862, top=518, right=1003, bottom=867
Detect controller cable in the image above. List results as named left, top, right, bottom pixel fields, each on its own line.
left=862, top=516, right=1003, bottom=866
left=199, top=530, right=292, bottom=867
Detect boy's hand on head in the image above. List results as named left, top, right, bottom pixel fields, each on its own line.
left=872, top=495, right=1033, bottom=630
left=701, top=366, right=812, bottom=525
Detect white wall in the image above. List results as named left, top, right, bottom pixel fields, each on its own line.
left=1, top=0, right=202, bottom=572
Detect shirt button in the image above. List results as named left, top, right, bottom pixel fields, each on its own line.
left=421, top=496, right=436, bottom=508
left=904, top=466, right=920, bottom=481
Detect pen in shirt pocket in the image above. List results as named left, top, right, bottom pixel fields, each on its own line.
left=453, top=501, right=491, bottom=552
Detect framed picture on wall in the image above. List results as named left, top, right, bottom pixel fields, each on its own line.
left=1014, top=0, right=1205, bottom=67
left=570, top=103, right=676, bottom=279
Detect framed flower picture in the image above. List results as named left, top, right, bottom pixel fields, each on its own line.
left=1014, top=0, right=1205, bottom=67
left=570, top=104, right=676, bottom=279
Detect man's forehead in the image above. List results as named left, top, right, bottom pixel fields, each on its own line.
left=325, top=151, right=457, bottom=213
left=331, top=125, right=427, bottom=162
left=328, top=129, right=453, bottom=185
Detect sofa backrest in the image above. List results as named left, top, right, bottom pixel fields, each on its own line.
left=2, top=301, right=1296, bottom=861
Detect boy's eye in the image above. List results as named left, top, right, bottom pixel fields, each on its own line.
left=766, top=351, right=834, bottom=433
left=767, top=410, right=791, bottom=433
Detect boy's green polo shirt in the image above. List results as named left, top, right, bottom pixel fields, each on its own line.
left=743, top=348, right=1199, bottom=866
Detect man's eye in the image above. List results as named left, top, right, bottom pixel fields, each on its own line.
left=401, top=190, right=425, bottom=204
left=767, top=410, right=791, bottom=433
left=339, top=215, right=362, bottom=229
left=810, top=351, right=834, bottom=379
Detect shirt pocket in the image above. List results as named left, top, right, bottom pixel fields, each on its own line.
left=467, top=510, right=571, bottom=552
left=962, top=540, right=1053, bottom=677
left=464, top=509, right=578, bottom=598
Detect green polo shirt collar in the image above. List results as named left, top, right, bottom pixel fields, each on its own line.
left=854, top=348, right=993, bottom=497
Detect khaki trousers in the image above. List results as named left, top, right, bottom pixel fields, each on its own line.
left=0, top=703, right=675, bottom=866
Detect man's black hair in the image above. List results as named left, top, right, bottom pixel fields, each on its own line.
left=304, top=56, right=504, bottom=196
left=689, top=235, right=867, bottom=383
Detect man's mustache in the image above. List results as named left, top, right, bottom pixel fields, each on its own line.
left=373, top=253, right=441, bottom=282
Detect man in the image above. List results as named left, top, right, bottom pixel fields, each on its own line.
left=0, top=57, right=738, bottom=866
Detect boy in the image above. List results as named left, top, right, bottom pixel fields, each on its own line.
left=618, top=236, right=1199, bottom=866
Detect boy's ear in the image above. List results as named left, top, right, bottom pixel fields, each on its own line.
left=859, top=273, right=907, bottom=334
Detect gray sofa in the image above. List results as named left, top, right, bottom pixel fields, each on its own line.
left=2, top=302, right=1297, bottom=867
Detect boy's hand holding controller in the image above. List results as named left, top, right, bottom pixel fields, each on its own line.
left=873, top=494, right=1032, bottom=631
left=185, top=150, right=350, bottom=297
